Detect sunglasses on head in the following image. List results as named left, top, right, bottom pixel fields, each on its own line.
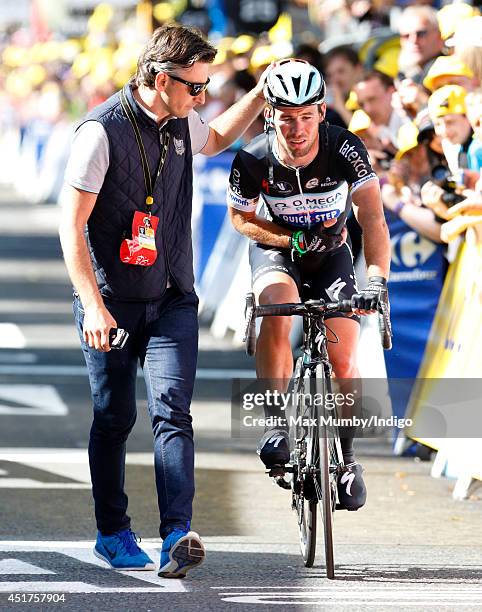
left=400, top=29, right=429, bottom=40
left=168, top=73, right=210, bottom=96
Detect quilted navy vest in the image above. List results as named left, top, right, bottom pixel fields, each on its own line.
left=79, top=84, right=194, bottom=300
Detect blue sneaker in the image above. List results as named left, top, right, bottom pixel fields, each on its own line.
left=94, top=528, right=155, bottom=570
left=158, top=529, right=205, bottom=578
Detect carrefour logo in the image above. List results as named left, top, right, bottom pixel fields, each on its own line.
left=391, top=232, right=437, bottom=268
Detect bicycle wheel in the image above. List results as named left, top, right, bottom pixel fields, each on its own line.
left=290, top=360, right=317, bottom=567
left=315, top=363, right=336, bottom=579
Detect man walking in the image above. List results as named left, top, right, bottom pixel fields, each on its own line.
left=59, top=24, right=266, bottom=578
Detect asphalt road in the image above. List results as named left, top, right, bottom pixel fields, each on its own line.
left=0, top=191, right=482, bottom=611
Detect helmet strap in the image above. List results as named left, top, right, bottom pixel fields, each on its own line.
left=264, top=105, right=275, bottom=185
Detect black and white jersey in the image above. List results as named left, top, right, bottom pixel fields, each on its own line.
left=227, top=124, right=378, bottom=234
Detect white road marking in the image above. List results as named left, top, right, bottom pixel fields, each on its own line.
left=0, top=583, right=176, bottom=593
left=0, top=543, right=185, bottom=593
left=0, top=324, right=26, bottom=349
left=215, top=586, right=482, bottom=606
left=0, top=559, right=55, bottom=575
left=0, top=365, right=255, bottom=378
left=0, top=385, right=68, bottom=416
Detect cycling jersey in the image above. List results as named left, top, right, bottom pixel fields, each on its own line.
left=227, top=123, right=378, bottom=234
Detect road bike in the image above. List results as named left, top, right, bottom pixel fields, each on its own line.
left=243, top=292, right=391, bottom=578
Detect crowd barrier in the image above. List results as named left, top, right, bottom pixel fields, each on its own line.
left=405, top=224, right=482, bottom=499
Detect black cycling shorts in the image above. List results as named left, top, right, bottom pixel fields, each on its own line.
left=249, top=241, right=360, bottom=322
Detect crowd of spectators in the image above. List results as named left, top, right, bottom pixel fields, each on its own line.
left=2, top=0, right=482, bottom=240
left=1, top=0, right=479, bottom=471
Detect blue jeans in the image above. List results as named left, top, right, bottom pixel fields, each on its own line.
left=73, top=288, right=199, bottom=539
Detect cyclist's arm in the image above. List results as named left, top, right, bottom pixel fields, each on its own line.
left=229, top=208, right=292, bottom=248
left=352, top=181, right=391, bottom=279
left=227, top=150, right=293, bottom=248
left=335, top=129, right=390, bottom=278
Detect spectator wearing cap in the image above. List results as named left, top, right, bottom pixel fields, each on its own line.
left=437, top=3, right=480, bottom=50
left=452, top=16, right=482, bottom=87
left=422, top=85, right=480, bottom=221
left=423, top=55, right=476, bottom=93
left=353, top=71, right=410, bottom=148
left=324, top=45, right=363, bottom=126
left=427, top=85, right=475, bottom=176
left=381, top=121, right=443, bottom=243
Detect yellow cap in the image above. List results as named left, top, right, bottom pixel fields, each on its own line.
left=373, top=48, right=400, bottom=78
left=395, top=122, right=419, bottom=160
left=348, top=109, right=371, bottom=134
left=428, top=84, right=467, bottom=120
left=232, top=35, right=255, bottom=55
left=437, top=2, right=479, bottom=41
left=423, top=55, right=473, bottom=91
left=250, top=45, right=279, bottom=70
left=345, top=90, right=359, bottom=111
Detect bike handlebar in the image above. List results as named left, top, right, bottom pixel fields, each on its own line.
left=243, top=292, right=392, bottom=356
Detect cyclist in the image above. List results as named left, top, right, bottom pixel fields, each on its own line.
left=228, top=59, right=390, bottom=511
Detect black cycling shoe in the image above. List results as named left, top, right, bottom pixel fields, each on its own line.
left=337, top=462, right=367, bottom=511
left=257, top=429, right=290, bottom=468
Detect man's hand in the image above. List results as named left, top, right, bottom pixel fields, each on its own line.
left=352, top=276, right=388, bottom=315
left=253, top=62, right=276, bottom=99
left=82, top=304, right=118, bottom=352
left=421, top=181, right=451, bottom=219
left=291, top=227, right=347, bottom=255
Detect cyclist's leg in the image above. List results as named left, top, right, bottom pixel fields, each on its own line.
left=250, top=242, right=301, bottom=385
left=249, top=242, right=301, bottom=467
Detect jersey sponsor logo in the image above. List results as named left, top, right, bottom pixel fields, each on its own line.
left=351, top=173, right=378, bottom=193
left=273, top=181, right=294, bottom=194
left=279, top=209, right=341, bottom=225
left=231, top=167, right=242, bottom=194
left=339, top=139, right=369, bottom=178
left=305, top=178, right=319, bottom=189
left=319, top=176, right=338, bottom=187
left=264, top=183, right=348, bottom=217
left=227, top=188, right=257, bottom=209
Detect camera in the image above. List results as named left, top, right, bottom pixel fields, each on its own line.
left=430, top=165, right=465, bottom=207
left=109, top=328, right=129, bottom=349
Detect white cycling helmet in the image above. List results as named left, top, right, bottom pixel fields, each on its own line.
left=264, top=58, right=326, bottom=108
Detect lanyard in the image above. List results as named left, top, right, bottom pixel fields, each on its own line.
left=120, top=86, right=170, bottom=212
